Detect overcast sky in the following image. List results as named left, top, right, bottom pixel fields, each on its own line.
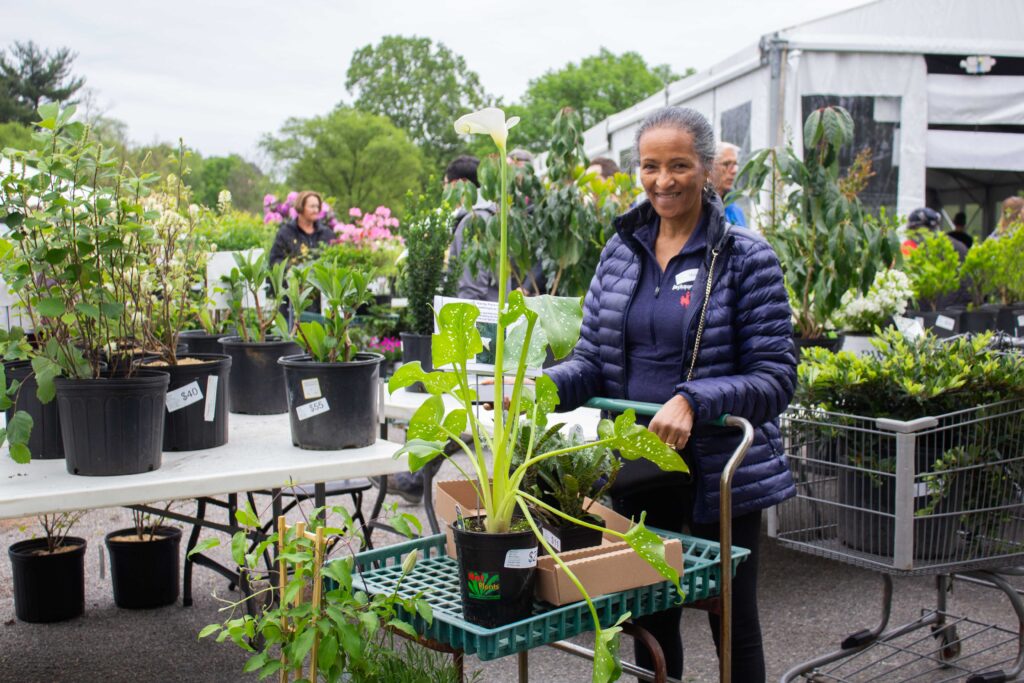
left=3, top=0, right=869, bottom=161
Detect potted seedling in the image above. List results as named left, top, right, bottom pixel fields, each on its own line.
left=278, top=261, right=383, bottom=449
left=8, top=511, right=88, bottom=622
left=104, top=505, right=182, bottom=609
left=389, top=107, right=686, bottom=681
left=903, top=229, right=963, bottom=336
left=218, top=249, right=299, bottom=414
left=0, top=104, right=168, bottom=476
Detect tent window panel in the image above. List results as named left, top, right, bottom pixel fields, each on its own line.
left=801, top=95, right=898, bottom=211
left=719, top=102, right=752, bottom=161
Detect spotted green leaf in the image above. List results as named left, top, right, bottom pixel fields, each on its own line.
left=593, top=612, right=630, bottom=683
left=433, top=302, right=483, bottom=368
left=623, top=512, right=683, bottom=599
left=597, top=410, right=688, bottom=474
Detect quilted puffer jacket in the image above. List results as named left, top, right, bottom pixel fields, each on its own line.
left=546, top=196, right=797, bottom=523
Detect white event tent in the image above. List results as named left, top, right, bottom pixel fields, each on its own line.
left=578, top=0, right=1024, bottom=231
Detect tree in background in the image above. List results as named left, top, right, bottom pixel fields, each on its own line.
left=346, top=35, right=491, bottom=169
left=0, top=121, right=34, bottom=151
left=511, top=48, right=689, bottom=150
left=0, top=41, right=85, bottom=125
left=260, top=106, right=423, bottom=214
left=189, top=154, right=269, bottom=213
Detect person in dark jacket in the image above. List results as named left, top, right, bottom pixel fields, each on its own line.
left=268, top=191, right=335, bottom=267
left=546, top=107, right=797, bottom=682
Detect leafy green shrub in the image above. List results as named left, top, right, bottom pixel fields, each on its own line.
left=903, top=229, right=961, bottom=311
left=960, top=237, right=1001, bottom=308
left=195, top=205, right=274, bottom=251
left=400, top=198, right=454, bottom=335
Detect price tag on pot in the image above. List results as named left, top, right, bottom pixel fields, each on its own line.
left=301, top=377, right=322, bottom=400
left=504, top=547, right=537, bottom=569
left=935, top=314, right=956, bottom=331
left=203, top=376, right=219, bottom=422
left=915, top=481, right=930, bottom=498
left=894, top=316, right=924, bottom=340
left=296, top=397, right=330, bottom=421
left=166, top=381, right=203, bottom=413
left=541, top=527, right=562, bottom=553
left=1017, top=315, right=1024, bottom=327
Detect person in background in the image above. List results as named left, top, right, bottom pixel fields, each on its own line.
left=546, top=106, right=796, bottom=682
left=507, top=148, right=533, bottom=168
left=711, top=141, right=746, bottom=227
left=268, top=191, right=335, bottom=267
left=587, top=156, right=621, bottom=179
left=997, top=196, right=1024, bottom=236
left=948, top=211, right=973, bottom=249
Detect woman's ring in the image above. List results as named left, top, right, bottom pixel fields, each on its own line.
left=667, top=442, right=676, bottom=449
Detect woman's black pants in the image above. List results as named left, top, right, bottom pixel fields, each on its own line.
left=612, top=484, right=765, bottom=682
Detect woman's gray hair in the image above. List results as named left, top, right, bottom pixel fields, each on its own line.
left=630, top=107, right=716, bottom=172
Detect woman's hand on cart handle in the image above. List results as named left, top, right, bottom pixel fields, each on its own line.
left=648, top=395, right=695, bottom=451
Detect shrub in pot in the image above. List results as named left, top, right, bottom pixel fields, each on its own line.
left=830, top=268, right=912, bottom=356
left=0, top=103, right=168, bottom=476
left=105, top=507, right=182, bottom=609
left=738, top=106, right=902, bottom=347
left=8, top=511, right=87, bottom=623
left=218, top=249, right=299, bottom=414
left=389, top=108, right=685, bottom=678
left=398, top=199, right=454, bottom=392
left=0, top=327, right=59, bottom=461
left=959, top=238, right=1000, bottom=333
left=903, top=229, right=963, bottom=336
left=279, top=261, right=383, bottom=449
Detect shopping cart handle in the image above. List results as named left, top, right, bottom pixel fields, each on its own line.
left=583, top=397, right=730, bottom=426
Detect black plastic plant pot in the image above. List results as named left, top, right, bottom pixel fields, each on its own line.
left=996, top=306, right=1024, bottom=335
left=8, top=537, right=87, bottom=623
left=219, top=336, right=301, bottom=415
left=279, top=352, right=383, bottom=450
left=179, top=329, right=235, bottom=355
left=55, top=370, right=169, bottom=476
left=5, top=360, right=64, bottom=459
left=793, top=334, right=845, bottom=355
left=452, top=520, right=537, bottom=628
left=105, top=526, right=181, bottom=609
left=400, top=332, right=432, bottom=393
left=144, top=354, right=231, bottom=451
left=906, top=310, right=960, bottom=338
left=538, top=515, right=604, bottom=555
left=960, top=309, right=997, bottom=334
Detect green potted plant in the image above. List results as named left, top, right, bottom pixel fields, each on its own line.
left=8, top=511, right=88, bottom=622
left=398, top=199, right=454, bottom=392
left=903, top=228, right=963, bottom=336
left=739, top=106, right=902, bottom=350
left=513, top=421, right=620, bottom=553
left=0, top=103, right=169, bottom=476
left=278, top=261, right=383, bottom=449
left=986, top=227, right=1024, bottom=333
left=389, top=107, right=686, bottom=680
left=959, top=237, right=1000, bottom=332
left=104, top=505, right=182, bottom=609
left=0, top=326, right=58, bottom=461
left=137, top=151, right=232, bottom=451
left=218, top=249, right=299, bottom=414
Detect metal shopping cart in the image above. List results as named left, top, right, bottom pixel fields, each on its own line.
left=771, top=398, right=1024, bottom=682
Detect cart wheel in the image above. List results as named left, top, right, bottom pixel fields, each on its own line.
left=931, top=623, right=961, bottom=662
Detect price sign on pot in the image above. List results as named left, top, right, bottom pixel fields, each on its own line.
left=296, top=397, right=330, bottom=421
left=166, top=381, right=203, bottom=413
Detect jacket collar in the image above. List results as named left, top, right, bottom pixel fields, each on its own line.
left=615, top=193, right=732, bottom=262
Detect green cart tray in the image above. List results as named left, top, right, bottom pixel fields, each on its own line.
left=350, top=529, right=748, bottom=661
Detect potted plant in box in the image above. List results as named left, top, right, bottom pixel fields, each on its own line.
left=278, top=261, right=383, bottom=449
left=105, top=505, right=182, bottom=609
left=137, top=151, right=231, bottom=451
left=8, top=511, right=88, bottom=622
left=0, top=103, right=169, bottom=476
left=218, top=249, right=299, bottom=414
left=738, top=106, right=902, bottom=351
left=389, top=107, right=687, bottom=681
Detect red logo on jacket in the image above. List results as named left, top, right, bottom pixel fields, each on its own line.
left=679, top=291, right=691, bottom=307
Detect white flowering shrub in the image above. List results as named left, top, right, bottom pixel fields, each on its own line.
left=831, top=268, right=913, bottom=333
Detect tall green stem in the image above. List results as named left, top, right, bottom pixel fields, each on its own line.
left=487, top=151, right=510, bottom=533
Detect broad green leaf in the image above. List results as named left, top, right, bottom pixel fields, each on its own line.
left=391, top=512, right=423, bottom=539
left=283, top=576, right=305, bottom=605
left=415, top=598, right=433, bottom=624
left=433, top=302, right=482, bottom=368
left=242, top=652, right=268, bottom=674
left=388, top=362, right=459, bottom=395
left=99, top=300, right=124, bottom=319
left=407, top=395, right=446, bottom=442
left=593, top=613, right=630, bottom=683
left=291, top=627, right=316, bottom=665
left=358, top=611, right=379, bottom=637
left=198, top=624, right=221, bottom=639
left=7, top=410, right=33, bottom=448
left=234, top=505, right=259, bottom=529
left=74, top=303, right=100, bottom=320
left=524, top=295, right=583, bottom=360
left=9, top=442, right=30, bottom=464
left=322, top=557, right=352, bottom=590
left=394, top=438, right=446, bottom=472
left=36, top=297, right=64, bottom=317
left=230, top=532, right=247, bottom=566
left=187, top=537, right=220, bottom=558
left=623, top=513, right=683, bottom=598
left=502, top=314, right=546, bottom=368
left=317, top=633, right=338, bottom=672
left=599, top=410, right=688, bottom=474
left=533, top=374, right=560, bottom=415
left=443, top=408, right=467, bottom=436
left=388, top=618, right=419, bottom=639
left=31, top=355, right=60, bottom=403
left=338, top=622, right=363, bottom=660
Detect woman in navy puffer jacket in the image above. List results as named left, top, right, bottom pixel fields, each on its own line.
left=546, top=107, right=796, bottom=681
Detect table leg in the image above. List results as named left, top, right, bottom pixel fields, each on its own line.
left=182, top=498, right=207, bottom=607
left=517, top=650, right=528, bottom=683
left=622, top=622, right=667, bottom=683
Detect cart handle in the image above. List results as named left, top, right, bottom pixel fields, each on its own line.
left=583, top=397, right=752, bottom=683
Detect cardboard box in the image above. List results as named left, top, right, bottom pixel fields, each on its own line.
left=434, top=479, right=684, bottom=605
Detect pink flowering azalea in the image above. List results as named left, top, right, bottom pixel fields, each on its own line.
left=375, top=206, right=391, bottom=218
left=348, top=207, right=363, bottom=218
left=263, top=194, right=277, bottom=207
left=286, top=191, right=299, bottom=204
left=264, top=211, right=283, bottom=224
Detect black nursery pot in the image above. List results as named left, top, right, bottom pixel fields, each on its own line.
left=105, top=526, right=182, bottom=609
left=5, top=360, right=64, bottom=459
left=538, top=515, right=604, bottom=555
left=279, top=352, right=383, bottom=450
left=55, top=369, right=169, bottom=476
left=793, top=334, right=845, bottom=355
left=907, top=310, right=960, bottom=338
left=8, top=537, right=87, bottom=623
left=219, top=336, right=301, bottom=415
left=996, top=305, right=1024, bottom=335
left=179, top=329, right=235, bottom=355
left=959, top=309, right=997, bottom=334
left=452, top=520, right=537, bottom=627
left=146, top=354, right=231, bottom=451
left=400, top=332, right=432, bottom=393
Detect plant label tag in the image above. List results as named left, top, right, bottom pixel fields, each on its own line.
left=296, top=398, right=330, bottom=421
left=504, top=547, right=537, bottom=569
left=935, top=315, right=956, bottom=331
left=203, top=376, right=219, bottom=422
left=166, top=381, right=203, bottom=413
left=541, top=528, right=562, bottom=553
left=915, top=481, right=929, bottom=498
left=894, top=316, right=924, bottom=340
left=301, top=378, right=322, bottom=400
left=1017, top=315, right=1024, bottom=327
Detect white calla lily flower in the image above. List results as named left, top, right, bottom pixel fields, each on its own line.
left=453, top=107, right=519, bottom=151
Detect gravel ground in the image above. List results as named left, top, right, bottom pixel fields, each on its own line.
left=3, top=448, right=1024, bottom=682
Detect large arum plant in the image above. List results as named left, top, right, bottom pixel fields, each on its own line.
left=388, top=107, right=689, bottom=683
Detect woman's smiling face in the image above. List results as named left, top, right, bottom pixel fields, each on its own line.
left=638, top=126, right=707, bottom=226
